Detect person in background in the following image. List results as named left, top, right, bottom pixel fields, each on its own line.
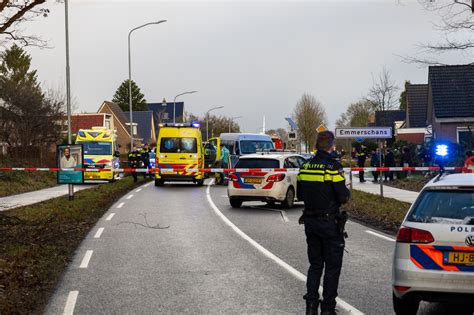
left=464, top=150, right=474, bottom=173
left=370, top=149, right=380, bottom=183
left=356, top=146, right=367, bottom=183
left=128, top=147, right=141, bottom=183
left=220, top=145, right=230, bottom=185
left=141, top=143, right=151, bottom=178
left=384, top=148, right=395, bottom=181
left=401, top=147, right=413, bottom=178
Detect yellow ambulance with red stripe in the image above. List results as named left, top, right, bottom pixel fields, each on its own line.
left=75, top=127, right=120, bottom=182
left=155, top=122, right=205, bottom=186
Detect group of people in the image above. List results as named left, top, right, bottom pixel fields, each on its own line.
left=128, top=143, right=154, bottom=182
left=354, top=146, right=412, bottom=183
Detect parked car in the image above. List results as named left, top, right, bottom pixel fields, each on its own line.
left=227, top=153, right=306, bottom=208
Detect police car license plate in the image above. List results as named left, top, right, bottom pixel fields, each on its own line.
left=244, top=178, right=262, bottom=184
left=446, top=252, right=474, bottom=265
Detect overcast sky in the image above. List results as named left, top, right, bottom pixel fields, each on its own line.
left=20, top=0, right=473, bottom=132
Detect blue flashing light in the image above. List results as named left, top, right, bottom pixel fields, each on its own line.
left=435, top=144, right=448, bottom=157
left=192, top=122, right=200, bottom=128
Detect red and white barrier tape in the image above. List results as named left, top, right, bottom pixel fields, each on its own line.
left=0, top=166, right=472, bottom=173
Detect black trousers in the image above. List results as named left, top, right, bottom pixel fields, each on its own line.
left=304, top=216, right=345, bottom=312
left=358, top=170, right=365, bottom=182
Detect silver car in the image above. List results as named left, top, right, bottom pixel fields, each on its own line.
left=392, top=173, right=474, bottom=314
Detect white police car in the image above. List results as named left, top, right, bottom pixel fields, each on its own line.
left=227, top=153, right=306, bottom=208
left=392, top=173, right=474, bottom=314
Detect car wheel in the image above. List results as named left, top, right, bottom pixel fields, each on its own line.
left=281, top=187, right=295, bottom=208
left=196, top=179, right=204, bottom=186
left=230, top=198, right=243, bottom=208
left=393, top=293, right=419, bottom=315
left=155, top=179, right=164, bottom=187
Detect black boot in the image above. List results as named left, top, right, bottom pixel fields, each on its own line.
left=320, top=310, right=337, bottom=315
left=306, top=301, right=319, bottom=315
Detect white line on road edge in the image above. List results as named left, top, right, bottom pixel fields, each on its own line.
left=94, top=228, right=104, bottom=239
left=117, top=202, right=125, bottom=209
left=366, top=230, right=395, bottom=242
left=144, top=182, right=152, bottom=187
left=206, top=181, right=364, bottom=315
left=79, top=250, right=93, bottom=268
left=106, top=213, right=115, bottom=221
left=63, top=290, right=78, bottom=315
left=126, top=194, right=134, bottom=200
left=135, top=188, right=142, bottom=192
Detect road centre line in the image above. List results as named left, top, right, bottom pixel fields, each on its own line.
left=206, top=181, right=364, bottom=315
left=126, top=194, right=134, bottom=200
left=117, top=202, right=125, bottom=209
left=106, top=213, right=115, bottom=221
left=94, top=227, right=104, bottom=239
left=79, top=250, right=93, bottom=268
left=366, top=230, right=395, bottom=242
left=63, top=290, right=79, bottom=315
left=135, top=188, right=142, bottom=192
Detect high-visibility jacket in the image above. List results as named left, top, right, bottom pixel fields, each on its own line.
left=464, top=156, right=474, bottom=173
left=297, top=150, right=350, bottom=214
left=128, top=151, right=142, bottom=168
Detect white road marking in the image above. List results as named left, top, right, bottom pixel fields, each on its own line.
left=94, top=227, right=104, bottom=239
left=106, top=213, right=115, bottom=221
left=79, top=250, right=93, bottom=268
left=117, top=202, right=125, bottom=209
left=280, top=210, right=289, bottom=222
left=63, top=290, right=79, bottom=315
left=143, top=182, right=152, bottom=188
left=206, top=181, right=364, bottom=315
left=135, top=188, right=142, bottom=192
left=366, top=230, right=395, bottom=242
left=126, top=194, right=134, bottom=200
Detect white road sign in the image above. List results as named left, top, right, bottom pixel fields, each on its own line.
left=335, top=127, right=392, bottom=139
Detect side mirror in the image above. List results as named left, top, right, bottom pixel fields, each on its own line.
left=114, top=151, right=120, bottom=157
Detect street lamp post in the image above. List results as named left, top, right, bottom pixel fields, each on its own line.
left=64, top=0, right=73, bottom=200
left=128, top=20, right=166, bottom=150
left=173, top=91, right=197, bottom=123
left=229, top=116, right=242, bottom=133
left=205, top=106, right=224, bottom=141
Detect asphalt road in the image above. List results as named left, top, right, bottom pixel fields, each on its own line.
left=45, top=180, right=473, bottom=314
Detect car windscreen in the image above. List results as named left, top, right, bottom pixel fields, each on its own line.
left=79, top=141, right=112, bottom=155
left=160, top=137, right=197, bottom=153
left=240, top=140, right=274, bottom=154
left=407, top=190, right=474, bottom=224
left=235, top=158, right=280, bottom=169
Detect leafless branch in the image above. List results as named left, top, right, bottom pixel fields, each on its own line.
left=117, top=213, right=170, bottom=230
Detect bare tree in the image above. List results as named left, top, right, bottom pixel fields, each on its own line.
left=293, top=93, right=327, bottom=152
left=403, top=1, right=474, bottom=64
left=0, top=0, right=50, bottom=47
left=336, top=100, right=376, bottom=128
left=367, top=68, right=399, bottom=111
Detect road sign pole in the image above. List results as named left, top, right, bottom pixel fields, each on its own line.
left=379, top=140, right=384, bottom=199
left=349, top=144, right=353, bottom=193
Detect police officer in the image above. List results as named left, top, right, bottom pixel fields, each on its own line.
left=356, top=146, right=367, bottom=183
left=297, top=131, right=351, bottom=315
left=141, top=143, right=151, bottom=178
left=128, top=147, right=141, bottom=182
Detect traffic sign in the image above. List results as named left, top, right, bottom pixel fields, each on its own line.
left=335, top=127, right=392, bottom=139
left=317, top=124, right=327, bottom=133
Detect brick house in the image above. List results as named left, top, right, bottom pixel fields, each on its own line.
left=97, top=101, right=132, bottom=153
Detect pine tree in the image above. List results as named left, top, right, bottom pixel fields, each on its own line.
left=112, top=79, right=147, bottom=112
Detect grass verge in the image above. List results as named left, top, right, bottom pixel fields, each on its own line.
left=0, top=176, right=149, bottom=314
left=0, top=171, right=58, bottom=197
left=342, top=190, right=412, bottom=233
left=384, top=174, right=435, bottom=193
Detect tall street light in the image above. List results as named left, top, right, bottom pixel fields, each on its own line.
left=205, top=106, right=224, bottom=141
left=229, top=116, right=242, bottom=133
left=128, top=20, right=166, bottom=150
left=64, top=0, right=73, bottom=200
left=173, top=91, right=197, bottom=123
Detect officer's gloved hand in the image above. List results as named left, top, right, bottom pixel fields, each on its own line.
left=298, top=214, right=305, bottom=225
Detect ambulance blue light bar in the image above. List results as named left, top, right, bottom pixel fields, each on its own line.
left=158, top=122, right=200, bottom=128
left=435, top=144, right=448, bottom=157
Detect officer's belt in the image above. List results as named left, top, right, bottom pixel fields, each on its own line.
left=304, top=209, right=339, bottom=218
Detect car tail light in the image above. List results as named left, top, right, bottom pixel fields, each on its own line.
left=228, top=174, right=238, bottom=182
left=393, top=285, right=411, bottom=293
left=267, top=173, right=286, bottom=182
left=396, top=226, right=434, bottom=243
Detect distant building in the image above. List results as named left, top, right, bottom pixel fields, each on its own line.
left=148, top=101, right=184, bottom=135
left=124, top=111, right=156, bottom=145
left=427, top=65, right=474, bottom=144
left=97, top=101, right=132, bottom=153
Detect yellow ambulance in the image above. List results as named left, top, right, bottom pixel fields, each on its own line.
left=155, top=122, right=205, bottom=186
left=75, top=127, right=120, bottom=182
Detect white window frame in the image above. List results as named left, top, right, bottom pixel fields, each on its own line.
left=456, top=126, right=472, bottom=144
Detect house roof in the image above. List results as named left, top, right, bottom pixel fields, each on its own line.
left=124, top=111, right=154, bottom=143
left=406, top=84, right=428, bottom=128
left=148, top=102, right=184, bottom=134
left=102, top=101, right=129, bottom=128
left=429, top=65, right=474, bottom=118
left=375, top=110, right=406, bottom=127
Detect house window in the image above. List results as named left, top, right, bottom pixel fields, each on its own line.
left=105, top=119, right=111, bottom=129
left=457, top=127, right=474, bottom=146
